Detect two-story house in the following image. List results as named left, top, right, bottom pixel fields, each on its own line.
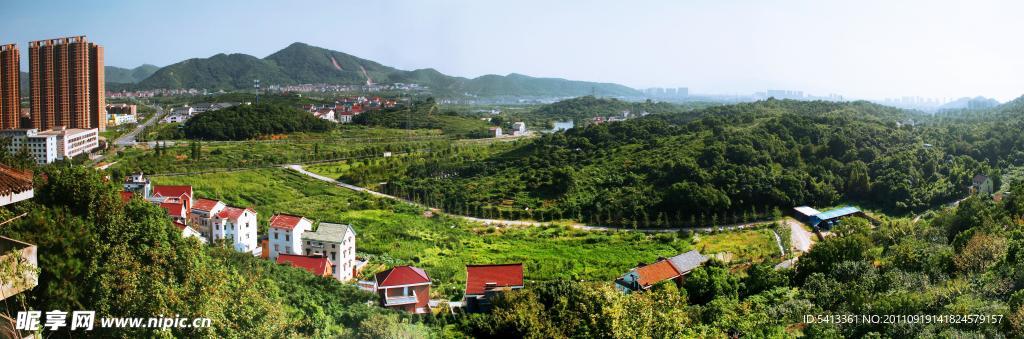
left=212, top=206, right=261, bottom=256
left=268, top=213, right=312, bottom=260
left=190, top=198, right=226, bottom=239
left=301, top=222, right=356, bottom=282
left=374, top=265, right=431, bottom=314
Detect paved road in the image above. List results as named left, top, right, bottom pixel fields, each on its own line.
left=785, top=218, right=814, bottom=253
left=287, top=164, right=774, bottom=233
left=114, top=106, right=165, bottom=146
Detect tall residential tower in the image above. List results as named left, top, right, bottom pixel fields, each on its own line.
left=28, top=36, right=105, bottom=131
left=0, top=43, right=19, bottom=130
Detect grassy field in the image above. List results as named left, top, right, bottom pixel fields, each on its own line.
left=150, top=168, right=776, bottom=299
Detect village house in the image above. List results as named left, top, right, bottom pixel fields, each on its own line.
left=276, top=254, right=333, bottom=278
left=464, top=263, right=524, bottom=312
left=0, top=164, right=34, bottom=206
left=615, top=250, right=708, bottom=293
left=302, top=222, right=357, bottom=281
left=149, top=185, right=194, bottom=213
left=268, top=213, right=312, bottom=260
left=173, top=221, right=207, bottom=243
left=191, top=198, right=226, bottom=238
left=314, top=108, right=336, bottom=122
left=212, top=206, right=261, bottom=256
left=511, top=122, right=527, bottom=136
left=489, top=126, right=502, bottom=137
left=374, top=265, right=431, bottom=314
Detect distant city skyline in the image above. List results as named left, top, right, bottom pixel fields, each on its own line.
left=2, top=0, right=1023, bottom=101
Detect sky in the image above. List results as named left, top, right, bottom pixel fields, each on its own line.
left=3, top=0, right=1023, bottom=101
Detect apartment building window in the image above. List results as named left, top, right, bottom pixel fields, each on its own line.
left=274, top=244, right=279, bottom=252
left=285, top=234, right=290, bottom=241
left=273, top=232, right=278, bottom=240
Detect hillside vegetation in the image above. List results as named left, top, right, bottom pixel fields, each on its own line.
left=377, top=99, right=993, bottom=227
left=183, top=104, right=335, bottom=140
left=354, top=98, right=493, bottom=138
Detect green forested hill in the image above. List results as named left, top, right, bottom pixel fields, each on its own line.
left=380, top=99, right=996, bottom=227
left=183, top=104, right=335, bottom=140
left=137, top=42, right=640, bottom=97
left=105, top=64, right=160, bottom=84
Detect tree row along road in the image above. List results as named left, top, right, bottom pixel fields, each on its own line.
left=286, top=164, right=776, bottom=234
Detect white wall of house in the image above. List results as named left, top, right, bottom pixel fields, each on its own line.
left=269, top=219, right=311, bottom=260
left=302, top=227, right=357, bottom=282
left=212, top=209, right=260, bottom=255
left=190, top=202, right=225, bottom=239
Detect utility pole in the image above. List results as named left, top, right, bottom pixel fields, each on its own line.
left=254, top=79, right=261, bottom=105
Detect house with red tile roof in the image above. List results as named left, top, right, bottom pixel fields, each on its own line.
left=119, top=191, right=134, bottom=203
left=615, top=250, right=708, bottom=293
left=160, top=201, right=188, bottom=224
left=0, top=165, right=33, bottom=207
left=268, top=213, right=312, bottom=261
left=190, top=198, right=226, bottom=239
left=150, top=185, right=193, bottom=211
left=374, top=265, right=431, bottom=314
left=302, top=222, right=357, bottom=282
left=212, top=206, right=261, bottom=256
left=276, top=254, right=333, bottom=277
left=464, top=263, right=524, bottom=312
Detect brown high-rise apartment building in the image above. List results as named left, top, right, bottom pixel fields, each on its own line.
left=0, top=43, right=19, bottom=130
left=29, top=36, right=105, bottom=132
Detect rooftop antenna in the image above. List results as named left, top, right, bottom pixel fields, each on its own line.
left=254, top=79, right=261, bottom=105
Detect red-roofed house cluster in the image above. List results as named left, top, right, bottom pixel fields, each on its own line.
left=300, top=96, right=397, bottom=124
left=365, top=263, right=525, bottom=314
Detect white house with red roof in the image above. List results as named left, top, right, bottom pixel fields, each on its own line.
left=268, top=213, right=312, bottom=260
left=212, top=206, right=261, bottom=256
left=337, top=111, right=354, bottom=124
left=190, top=198, right=226, bottom=239
left=160, top=201, right=188, bottom=225
left=464, top=263, right=525, bottom=312
left=276, top=254, right=332, bottom=277
left=374, top=265, right=431, bottom=314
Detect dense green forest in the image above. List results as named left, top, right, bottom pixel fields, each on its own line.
left=183, top=104, right=335, bottom=140
left=372, top=99, right=994, bottom=227
left=354, top=98, right=493, bottom=138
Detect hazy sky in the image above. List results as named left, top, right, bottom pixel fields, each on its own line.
left=3, top=0, right=1023, bottom=101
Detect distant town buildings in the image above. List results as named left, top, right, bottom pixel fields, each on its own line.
left=39, top=127, right=99, bottom=159
left=106, top=103, right=138, bottom=126
left=164, top=102, right=238, bottom=123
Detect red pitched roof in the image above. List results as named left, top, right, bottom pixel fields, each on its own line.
left=160, top=202, right=185, bottom=217
left=269, top=214, right=307, bottom=230
left=375, top=266, right=430, bottom=287
left=635, top=260, right=681, bottom=288
left=152, top=185, right=192, bottom=200
left=0, top=165, right=32, bottom=196
left=193, top=198, right=222, bottom=212
left=465, top=264, right=524, bottom=295
left=217, top=206, right=254, bottom=220
left=120, top=191, right=134, bottom=203
left=277, top=254, right=332, bottom=276
left=173, top=221, right=187, bottom=231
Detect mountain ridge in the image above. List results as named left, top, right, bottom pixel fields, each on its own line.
left=138, top=42, right=640, bottom=97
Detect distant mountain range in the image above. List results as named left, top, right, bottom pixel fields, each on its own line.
left=938, top=96, right=1000, bottom=110
left=135, top=42, right=640, bottom=97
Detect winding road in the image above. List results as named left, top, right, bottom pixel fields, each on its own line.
left=286, top=164, right=775, bottom=233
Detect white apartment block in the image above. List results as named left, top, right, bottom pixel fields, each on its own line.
left=268, top=214, right=313, bottom=261
left=39, top=128, right=99, bottom=159
left=211, top=206, right=261, bottom=256
left=0, top=129, right=59, bottom=164
left=302, top=222, right=357, bottom=282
